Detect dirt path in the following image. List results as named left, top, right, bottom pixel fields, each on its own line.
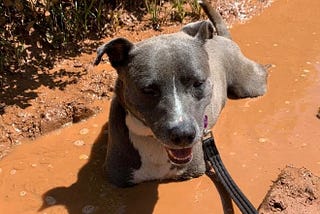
left=0, top=0, right=320, bottom=213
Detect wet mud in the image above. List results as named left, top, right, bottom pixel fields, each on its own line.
left=1, top=0, right=320, bottom=213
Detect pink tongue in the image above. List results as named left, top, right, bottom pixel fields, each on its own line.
left=169, top=148, right=192, bottom=158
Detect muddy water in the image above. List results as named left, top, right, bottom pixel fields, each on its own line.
left=1, top=0, right=320, bottom=213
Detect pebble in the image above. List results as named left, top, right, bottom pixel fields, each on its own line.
left=45, top=196, right=57, bottom=206
left=31, top=163, right=37, bottom=167
left=79, top=154, right=89, bottom=160
left=10, top=169, right=17, bottom=175
left=303, top=69, right=310, bottom=73
left=79, top=128, right=89, bottom=135
left=73, top=61, right=83, bottom=68
left=284, top=101, right=290, bottom=104
left=301, top=143, right=307, bottom=147
left=306, top=61, right=312, bottom=65
left=258, top=138, right=268, bottom=143
left=82, top=205, right=96, bottom=214
left=273, top=43, right=279, bottom=47
left=73, top=140, right=85, bottom=147
left=20, top=191, right=27, bottom=197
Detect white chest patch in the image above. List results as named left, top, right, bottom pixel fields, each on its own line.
left=125, top=113, right=186, bottom=183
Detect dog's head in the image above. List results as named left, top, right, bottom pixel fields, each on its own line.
left=95, top=22, right=215, bottom=165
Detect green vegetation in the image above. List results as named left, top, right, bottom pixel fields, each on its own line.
left=0, top=0, right=205, bottom=73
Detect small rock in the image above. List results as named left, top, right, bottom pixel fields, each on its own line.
left=73, top=61, right=83, bottom=68
left=10, top=169, right=17, bottom=175
left=73, top=140, right=85, bottom=147
left=45, top=196, right=57, bottom=206
left=20, top=191, right=27, bottom=197
left=82, top=205, right=95, bottom=214
left=79, top=128, right=89, bottom=135
left=258, top=138, right=268, bottom=143
left=79, top=154, right=89, bottom=160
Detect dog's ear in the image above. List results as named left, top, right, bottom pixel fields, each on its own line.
left=181, top=21, right=205, bottom=37
left=181, top=20, right=214, bottom=41
left=196, top=21, right=214, bottom=41
left=94, top=38, right=134, bottom=68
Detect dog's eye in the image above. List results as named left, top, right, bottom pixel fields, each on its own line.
left=141, top=85, right=160, bottom=97
left=193, top=81, right=204, bottom=88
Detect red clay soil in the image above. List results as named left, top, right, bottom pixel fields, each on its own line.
left=0, top=0, right=320, bottom=213
left=259, top=166, right=320, bottom=214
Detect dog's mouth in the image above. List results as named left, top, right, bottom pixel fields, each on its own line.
left=164, top=147, right=193, bottom=165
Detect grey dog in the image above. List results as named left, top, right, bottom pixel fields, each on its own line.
left=94, top=0, right=268, bottom=187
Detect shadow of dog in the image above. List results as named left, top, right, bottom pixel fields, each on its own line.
left=39, top=122, right=159, bottom=214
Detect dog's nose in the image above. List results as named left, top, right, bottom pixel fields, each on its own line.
left=169, top=125, right=196, bottom=146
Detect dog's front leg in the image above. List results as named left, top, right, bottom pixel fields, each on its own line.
left=104, top=97, right=141, bottom=187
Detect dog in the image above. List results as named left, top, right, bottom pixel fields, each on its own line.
left=94, top=0, right=268, bottom=187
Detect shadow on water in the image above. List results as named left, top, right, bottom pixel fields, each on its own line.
left=39, top=122, right=159, bottom=214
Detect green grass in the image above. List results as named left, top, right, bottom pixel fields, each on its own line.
left=0, top=0, right=204, bottom=72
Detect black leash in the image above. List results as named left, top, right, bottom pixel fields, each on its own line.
left=202, top=130, right=258, bottom=214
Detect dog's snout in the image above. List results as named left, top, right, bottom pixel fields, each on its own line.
left=169, top=125, right=196, bottom=146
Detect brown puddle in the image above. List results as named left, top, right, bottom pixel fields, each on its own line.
left=1, top=0, right=320, bottom=213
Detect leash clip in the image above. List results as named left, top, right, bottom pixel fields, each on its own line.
left=202, top=129, right=213, bottom=142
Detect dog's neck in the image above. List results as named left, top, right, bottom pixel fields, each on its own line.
left=125, top=112, right=154, bottom=137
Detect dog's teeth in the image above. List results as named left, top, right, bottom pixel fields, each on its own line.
left=167, top=149, right=192, bottom=160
